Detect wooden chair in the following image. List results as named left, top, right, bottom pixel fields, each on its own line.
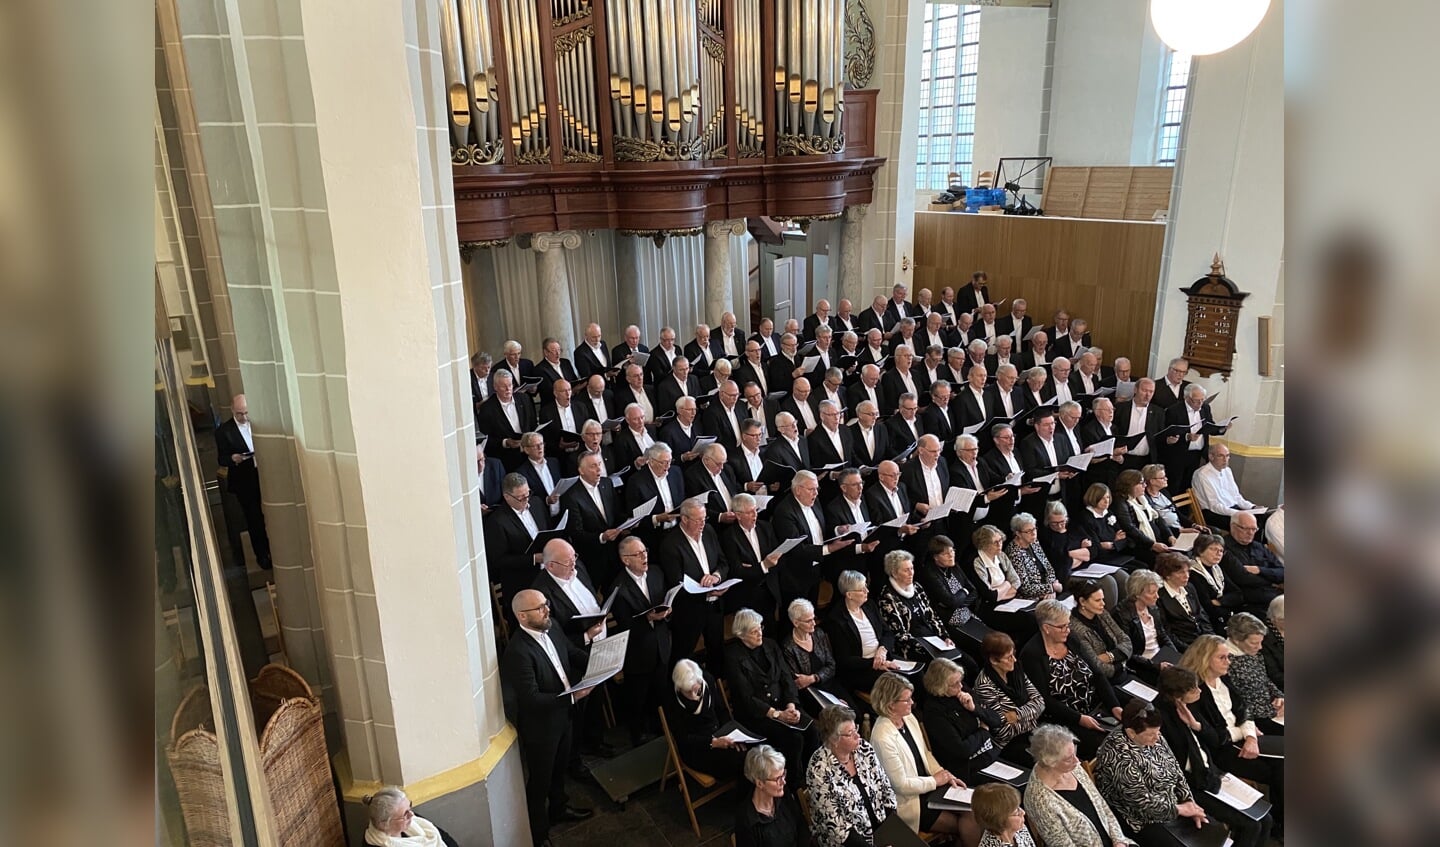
left=265, top=581, right=287, bottom=663
left=657, top=706, right=737, bottom=838
left=1173, top=488, right=1208, bottom=531
left=489, top=582, right=511, bottom=649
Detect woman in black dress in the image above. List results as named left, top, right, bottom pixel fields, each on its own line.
left=917, top=534, right=993, bottom=649
left=664, top=658, right=747, bottom=779
left=735, top=744, right=813, bottom=847
left=920, top=657, right=1004, bottom=781
left=782, top=598, right=859, bottom=716
left=1019, top=599, right=1123, bottom=759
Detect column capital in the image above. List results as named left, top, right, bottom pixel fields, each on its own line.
left=530, top=230, right=582, bottom=252
left=705, top=219, right=747, bottom=239
left=843, top=203, right=870, bottom=223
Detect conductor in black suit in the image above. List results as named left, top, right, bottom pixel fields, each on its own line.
left=658, top=498, right=733, bottom=674
left=501, top=588, right=597, bottom=846
left=216, top=394, right=272, bottom=569
left=609, top=535, right=674, bottom=744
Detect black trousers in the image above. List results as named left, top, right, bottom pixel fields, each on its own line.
left=1195, top=791, right=1273, bottom=847
left=519, top=717, right=573, bottom=846
left=671, top=598, right=728, bottom=676
left=226, top=485, right=272, bottom=567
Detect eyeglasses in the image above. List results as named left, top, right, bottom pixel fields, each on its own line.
left=519, top=602, right=550, bottom=614
left=1044, top=621, right=1072, bottom=631
left=621, top=550, right=649, bottom=559
left=546, top=559, right=577, bottom=569
left=762, top=772, right=787, bottom=784
left=506, top=491, right=532, bottom=501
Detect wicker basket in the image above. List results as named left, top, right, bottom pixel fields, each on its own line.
left=166, top=664, right=344, bottom=847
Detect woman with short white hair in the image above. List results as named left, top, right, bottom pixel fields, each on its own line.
left=362, top=786, right=458, bottom=847
left=781, top=598, right=857, bottom=715
left=663, top=658, right=747, bottom=779
left=726, top=609, right=818, bottom=789
left=1023, top=725, right=1134, bottom=847
left=877, top=548, right=955, bottom=661
left=736, top=744, right=811, bottom=847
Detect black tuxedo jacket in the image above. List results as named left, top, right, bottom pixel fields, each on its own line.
left=856, top=345, right=889, bottom=369
left=1018, top=432, right=1073, bottom=472
left=719, top=521, right=781, bottom=612
left=215, top=419, right=260, bottom=494
left=805, top=348, right=837, bottom=386
left=954, top=284, right=990, bottom=315
left=953, top=387, right=990, bottom=430
left=766, top=352, right=803, bottom=395
left=533, top=562, right=605, bottom=647
left=1017, top=349, right=1052, bottom=372
left=1069, top=369, right=1104, bottom=400
left=983, top=384, right=1024, bottom=420
left=612, top=426, right=655, bottom=472
left=727, top=447, right=768, bottom=490
left=1113, top=401, right=1163, bottom=457
left=880, top=369, right=922, bottom=414
left=1152, top=379, right=1191, bottom=410
left=865, top=482, right=915, bottom=526
left=683, top=462, right=740, bottom=520
left=567, top=444, right=619, bottom=479
left=683, top=339, right=717, bottom=375
left=769, top=496, right=829, bottom=597
left=832, top=314, right=858, bottom=335
left=492, top=358, right=536, bottom=388
left=1078, top=417, right=1118, bottom=449
left=845, top=381, right=883, bottom=415
left=626, top=466, right=686, bottom=542
left=764, top=436, right=811, bottom=472
left=948, top=459, right=992, bottom=493
left=777, top=396, right=818, bottom=434
left=470, top=369, right=491, bottom=409
left=533, top=358, right=579, bottom=401
left=612, top=382, right=656, bottom=420
left=645, top=345, right=681, bottom=383
left=1160, top=401, right=1215, bottom=463
left=538, top=400, right=585, bottom=440
left=574, top=389, right=617, bottom=427
left=884, top=413, right=925, bottom=454
left=802, top=313, right=833, bottom=342
left=733, top=358, right=771, bottom=394
left=700, top=402, right=746, bottom=448
left=483, top=502, right=551, bottom=607
left=887, top=332, right=921, bottom=357
left=500, top=624, right=588, bottom=730
left=609, top=567, right=673, bottom=675
left=655, top=374, right=700, bottom=417
left=560, top=478, right=622, bottom=578
left=808, top=425, right=855, bottom=468
left=518, top=457, right=565, bottom=502
left=921, top=402, right=960, bottom=446
left=884, top=299, right=920, bottom=328
left=573, top=342, right=611, bottom=379
left=609, top=342, right=649, bottom=369
left=995, top=314, right=1034, bottom=343
left=710, top=331, right=744, bottom=360
left=1051, top=333, right=1093, bottom=360
left=657, top=525, right=729, bottom=588
left=914, top=326, right=958, bottom=354
left=750, top=332, right=781, bottom=360
left=476, top=395, right=538, bottom=470
left=902, top=459, right=951, bottom=509
left=848, top=422, right=891, bottom=466
left=657, top=419, right=702, bottom=459
left=856, top=308, right=892, bottom=336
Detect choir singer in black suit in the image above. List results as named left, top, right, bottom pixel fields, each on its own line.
left=609, top=535, right=674, bottom=745
left=483, top=474, right=551, bottom=628
left=501, top=588, right=597, bottom=847
left=476, top=371, right=537, bottom=471
left=215, top=394, right=272, bottom=569
left=721, top=492, right=785, bottom=624
left=658, top=498, right=733, bottom=674
left=560, top=451, right=627, bottom=590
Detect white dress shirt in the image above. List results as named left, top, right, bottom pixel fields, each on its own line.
left=523, top=626, right=571, bottom=689
left=514, top=505, right=539, bottom=538
left=1127, top=403, right=1151, bottom=456
left=1192, top=463, right=1256, bottom=516
left=554, top=572, right=607, bottom=641
left=921, top=462, right=944, bottom=506
left=1185, top=406, right=1205, bottom=451
left=501, top=400, right=520, bottom=432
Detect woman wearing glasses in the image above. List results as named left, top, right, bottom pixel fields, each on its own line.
left=805, top=705, right=899, bottom=847
left=1021, top=600, right=1123, bottom=759
left=362, top=786, right=458, bottom=847
left=736, top=744, right=812, bottom=847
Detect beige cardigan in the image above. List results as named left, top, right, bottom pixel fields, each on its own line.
left=1023, top=764, right=1130, bottom=847
left=871, top=713, right=945, bottom=832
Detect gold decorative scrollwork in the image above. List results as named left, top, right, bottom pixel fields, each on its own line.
left=516, top=146, right=553, bottom=164
left=738, top=144, right=765, bottom=158
left=452, top=142, right=506, bottom=166
left=613, top=135, right=706, bottom=162
left=844, top=0, right=876, bottom=89
left=619, top=227, right=704, bottom=248
left=777, top=132, right=847, bottom=156
left=702, top=36, right=726, bottom=62
left=554, top=25, right=594, bottom=54
left=563, top=147, right=604, bottom=162
left=459, top=239, right=512, bottom=262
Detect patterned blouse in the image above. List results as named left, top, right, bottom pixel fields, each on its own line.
left=931, top=564, right=977, bottom=629
left=805, top=742, right=898, bottom=847
left=979, top=827, right=1038, bottom=847
left=1023, top=765, right=1129, bottom=847
left=974, top=667, right=1046, bottom=746
left=1226, top=641, right=1282, bottom=720
left=1046, top=651, right=1100, bottom=716
left=877, top=581, right=949, bottom=661
left=1070, top=610, right=1134, bottom=680
left=1092, top=728, right=1193, bottom=832
left=1004, top=540, right=1058, bottom=599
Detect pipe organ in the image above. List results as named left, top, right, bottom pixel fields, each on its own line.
left=448, top=0, right=884, bottom=244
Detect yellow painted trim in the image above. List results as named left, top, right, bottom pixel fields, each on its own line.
left=336, top=723, right=518, bottom=805
left=1216, top=438, right=1284, bottom=459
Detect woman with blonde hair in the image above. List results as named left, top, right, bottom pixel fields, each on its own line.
left=362, top=786, right=458, bottom=847
left=869, top=671, right=980, bottom=844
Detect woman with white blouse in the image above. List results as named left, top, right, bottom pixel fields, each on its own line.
left=823, top=569, right=901, bottom=694
left=869, top=672, right=979, bottom=844
left=1111, top=569, right=1180, bottom=682
left=971, top=525, right=1037, bottom=642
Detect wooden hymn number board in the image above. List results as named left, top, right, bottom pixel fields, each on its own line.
left=1180, top=255, right=1249, bottom=377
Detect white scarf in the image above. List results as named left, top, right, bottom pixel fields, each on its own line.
left=365, top=817, right=443, bottom=847
left=889, top=578, right=916, bottom=599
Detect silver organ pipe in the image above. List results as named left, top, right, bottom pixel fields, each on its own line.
left=773, top=0, right=845, bottom=153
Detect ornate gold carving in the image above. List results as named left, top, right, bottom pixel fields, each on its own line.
left=844, top=0, right=876, bottom=89
left=563, top=147, right=604, bottom=162
left=702, top=35, right=726, bottom=62
left=552, top=1, right=591, bottom=28
left=619, top=227, right=704, bottom=248
left=613, top=135, right=706, bottom=162
left=452, top=141, right=506, bottom=166
left=777, top=132, right=847, bottom=156
left=459, top=239, right=512, bottom=262
left=516, top=146, right=553, bottom=164
left=554, top=25, right=594, bottom=54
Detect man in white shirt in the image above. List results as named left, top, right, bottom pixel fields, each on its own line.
left=753, top=317, right=780, bottom=357
left=658, top=498, right=731, bottom=672
left=992, top=335, right=1017, bottom=373
left=1192, top=444, right=1260, bottom=531
left=716, top=311, right=742, bottom=357
left=741, top=382, right=770, bottom=439
left=216, top=393, right=272, bottom=570
left=520, top=432, right=564, bottom=516
left=1049, top=357, right=1076, bottom=406
left=975, top=302, right=999, bottom=342
left=834, top=298, right=857, bottom=333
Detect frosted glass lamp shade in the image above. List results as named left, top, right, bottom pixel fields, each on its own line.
left=1150, top=0, right=1271, bottom=56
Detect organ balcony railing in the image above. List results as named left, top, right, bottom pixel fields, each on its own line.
left=445, top=0, right=884, bottom=246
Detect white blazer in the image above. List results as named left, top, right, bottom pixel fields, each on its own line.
left=871, top=713, right=945, bottom=831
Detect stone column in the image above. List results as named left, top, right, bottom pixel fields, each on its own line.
left=704, top=219, right=746, bottom=324
left=837, top=204, right=870, bottom=310
left=531, top=230, right=582, bottom=353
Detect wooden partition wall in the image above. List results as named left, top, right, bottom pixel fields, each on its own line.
left=914, top=212, right=1166, bottom=376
